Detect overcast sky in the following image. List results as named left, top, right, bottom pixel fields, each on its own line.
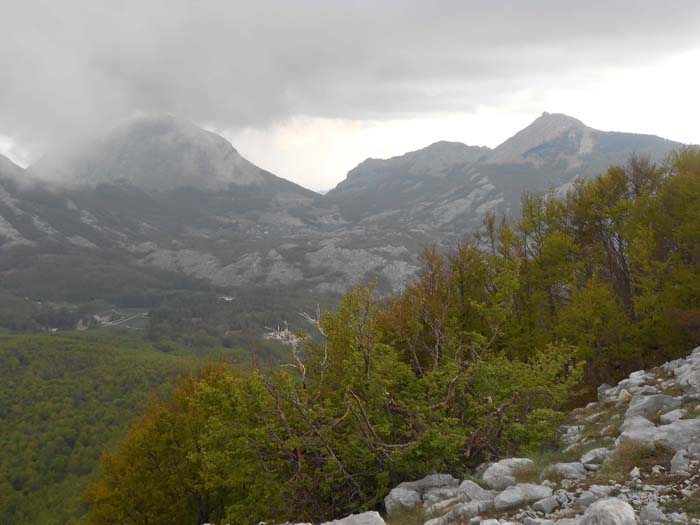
left=1, top=1, right=700, bottom=190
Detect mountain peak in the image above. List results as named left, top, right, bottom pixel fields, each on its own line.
left=31, top=114, right=267, bottom=190
left=534, top=111, right=586, bottom=129
left=485, top=112, right=589, bottom=165
left=345, top=141, right=489, bottom=184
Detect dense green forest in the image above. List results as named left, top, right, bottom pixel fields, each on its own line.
left=85, top=149, right=700, bottom=525
left=0, top=331, right=267, bottom=525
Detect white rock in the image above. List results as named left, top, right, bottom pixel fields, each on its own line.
left=588, top=485, right=614, bottom=499
left=533, top=495, right=560, bottom=514
left=493, top=483, right=553, bottom=511
left=581, top=498, right=636, bottom=525
left=440, top=500, right=493, bottom=523
left=670, top=449, right=691, bottom=475
left=640, top=502, right=669, bottom=524
left=580, top=448, right=611, bottom=469
left=598, top=384, right=615, bottom=402
left=619, top=415, right=655, bottom=434
left=384, top=487, right=420, bottom=516
left=615, top=416, right=700, bottom=452
left=482, top=458, right=534, bottom=490
left=561, top=426, right=584, bottom=446
left=423, top=486, right=458, bottom=507
left=657, top=419, right=700, bottom=451
left=321, top=511, right=386, bottom=525
left=637, top=386, right=659, bottom=395
left=666, top=512, right=688, bottom=524
left=425, top=496, right=461, bottom=516
left=659, top=408, right=687, bottom=425
left=617, top=389, right=632, bottom=403
left=670, top=347, right=700, bottom=394
left=575, top=491, right=598, bottom=510
left=475, top=462, right=494, bottom=478
left=457, top=480, right=495, bottom=501
left=524, top=518, right=555, bottom=525
left=625, top=395, right=681, bottom=419
left=543, top=462, right=588, bottom=480
left=554, top=519, right=583, bottom=525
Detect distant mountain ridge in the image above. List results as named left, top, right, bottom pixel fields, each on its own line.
left=325, top=112, right=683, bottom=229
left=0, top=112, right=687, bottom=330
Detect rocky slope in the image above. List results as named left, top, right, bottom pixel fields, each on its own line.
left=325, top=112, right=682, bottom=236
left=286, top=347, right=700, bottom=525
left=0, top=113, right=685, bottom=332
left=1, top=116, right=430, bottom=298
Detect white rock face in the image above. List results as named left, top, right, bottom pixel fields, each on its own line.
left=625, top=395, right=681, bottom=419
left=493, top=483, right=553, bottom=511
left=617, top=417, right=700, bottom=452
left=665, top=347, right=700, bottom=393
left=457, top=479, right=495, bottom=501
left=383, top=487, right=420, bottom=516
left=670, top=449, right=691, bottom=475
left=423, top=487, right=459, bottom=507
left=639, top=502, right=668, bottom=525
left=581, top=498, right=636, bottom=525
left=482, top=458, right=534, bottom=490
left=439, top=500, right=493, bottom=524
left=580, top=448, right=610, bottom=469
left=532, top=495, right=560, bottom=514
left=385, top=473, right=459, bottom=516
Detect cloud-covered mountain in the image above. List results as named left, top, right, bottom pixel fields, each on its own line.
left=30, top=114, right=315, bottom=199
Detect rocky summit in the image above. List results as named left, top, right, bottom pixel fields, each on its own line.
left=284, top=347, right=700, bottom=525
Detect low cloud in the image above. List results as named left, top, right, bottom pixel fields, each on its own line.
left=1, top=0, right=700, bottom=163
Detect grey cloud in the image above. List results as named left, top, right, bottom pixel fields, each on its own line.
left=1, top=0, right=700, bottom=158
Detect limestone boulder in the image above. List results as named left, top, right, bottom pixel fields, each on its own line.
left=659, top=408, right=686, bottom=425
left=581, top=498, right=636, bottom=525
left=383, top=487, right=420, bottom=516
left=580, top=448, right=610, bottom=470
left=668, top=347, right=700, bottom=394
left=493, top=483, right=553, bottom=511
left=532, top=495, right=560, bottom=514
left=457, top=479, right=496, bottom=501
left=482, top=458, right=534, bottom=490
left=625, top=395, right=681, bottom=419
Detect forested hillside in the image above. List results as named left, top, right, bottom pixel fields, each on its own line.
left=0, top=332, right=258, bottom=525
left=85, top=148, right=700, bottom=525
